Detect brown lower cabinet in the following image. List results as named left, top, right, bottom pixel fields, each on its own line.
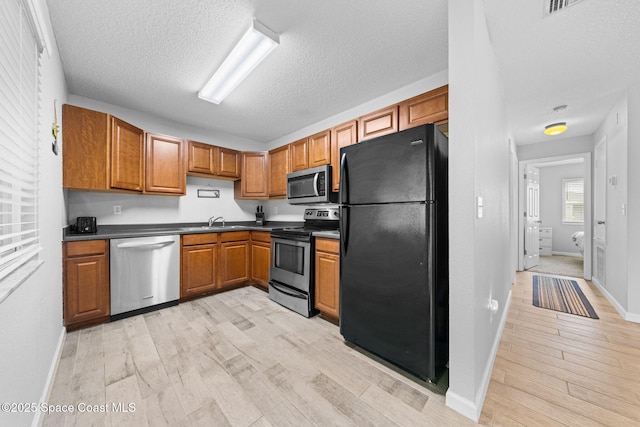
left=181, top=233, right=219, bottom=300
left=314, top=238, right=340, bottom=322
left=63, top=240, right=110, bottom=330
left=220, top=231, right=251, bottom=288
left=250, top=231, right=271, bottom=290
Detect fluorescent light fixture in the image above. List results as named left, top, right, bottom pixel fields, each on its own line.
left=544, top=122, right=568, bottom=136
left=198, top=19, right=279, bottom=104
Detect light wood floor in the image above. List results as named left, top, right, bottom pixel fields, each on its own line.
left=44, top=273, right=640, bottom=426
left=43, top=286, right=473, bottom=427
left=481, top=271, right=640, bottom=426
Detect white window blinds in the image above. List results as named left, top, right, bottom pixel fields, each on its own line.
left=0, top=0, right=41, bottom=283
left=562, top=178, right=584, bottom=224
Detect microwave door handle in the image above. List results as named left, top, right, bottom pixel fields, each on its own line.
left=313, top=173, right=320, bottom=197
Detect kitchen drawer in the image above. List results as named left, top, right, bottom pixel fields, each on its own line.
left=316, top=238, right=339, bottom=254
left=251, top=231, right=271, bottom=243
left=221, top=231, right=251, bottom=242
left=65, top=239, right=107, bottom=257
left=183, top=233, right=218, bottom=246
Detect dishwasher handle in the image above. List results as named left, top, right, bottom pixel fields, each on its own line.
left=116, top=240, right=176, bottom=250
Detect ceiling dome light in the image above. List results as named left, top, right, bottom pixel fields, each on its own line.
left=544, top=122, right=567, bottom=136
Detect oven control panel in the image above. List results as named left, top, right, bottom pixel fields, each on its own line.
left=304, top=208, right=339, bottom=220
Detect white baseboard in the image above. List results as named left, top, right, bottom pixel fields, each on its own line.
left=591, top=278, right=640, bottom=324
left=446, top=289, right=512, bottom=421
left=551, top=251, right=583, bottom=257
left=32, top=327, right=65, bottom=427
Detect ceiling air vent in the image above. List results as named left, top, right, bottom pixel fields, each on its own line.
left=545, top=0, right=584, bottom=15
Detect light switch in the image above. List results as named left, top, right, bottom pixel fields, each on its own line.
left=477, top=196, right=483, bottom=219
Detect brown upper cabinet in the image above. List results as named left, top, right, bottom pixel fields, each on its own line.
left=145, top=133, right=186, bottom=195
left=187, top=141, right=241, bottom=180
left=234, top=151, right=269, bottom=199
left=63, top=104, right=184, bottom=195
left=62, top=104, right=140, bottom=191
left=358, top=105, right=399, bottom=142
left=111, top=117, right=145, bottom=191
left=399, top=85, right=449, bottom=131
left=217, top=147, right=241, bottom=179
left=268, top=144, right=290, bottom=198
left=330, top=120, right=358, bottom=192
left=290, top=131, right=331, bottom=173
left=290, top=138, right=308, bottom=172
left=187, top=140, right=216, bottom=175
left=308, top=130, right=331, bottom=168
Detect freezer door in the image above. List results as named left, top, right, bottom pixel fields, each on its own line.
left=340, top=202, right=438, bottom=380
left=340, top=125, right=433, bottom=205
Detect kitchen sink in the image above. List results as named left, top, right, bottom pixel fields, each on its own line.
left=180, top=225, right=246, bottom=232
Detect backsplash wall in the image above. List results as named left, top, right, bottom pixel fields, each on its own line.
left=67, top=176, right=308, bottom=225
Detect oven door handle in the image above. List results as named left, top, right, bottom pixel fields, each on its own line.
left=271, top=236, right=311, bottom=244
left=270, top=282, right=307, bottom=299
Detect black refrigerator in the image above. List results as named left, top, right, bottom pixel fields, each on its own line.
left=339, top=123, right=448, bottom=383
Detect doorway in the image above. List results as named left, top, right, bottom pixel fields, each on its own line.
left=518, top=153, right=592, bottom=279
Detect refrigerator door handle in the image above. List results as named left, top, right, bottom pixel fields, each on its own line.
left=340, top=206, right=349, bottom=254
left=339, top=152, right=348, bottom=204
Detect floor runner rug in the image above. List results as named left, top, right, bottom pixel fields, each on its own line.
left=532, top=275, right=598, bottom=319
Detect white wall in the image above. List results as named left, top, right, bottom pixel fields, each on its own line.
left=0, top=1, right=68, bottom=426
left=594, top=85, right=640, bottom=322
left=446, top=0, right=513, bottom=421
left=538, top=163, right=584, bottom=255
left=517, top=135, right=595, bottom=161
left=627, top=83, right=640, bottom=318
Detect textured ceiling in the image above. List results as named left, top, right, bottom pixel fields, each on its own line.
left=48, top=1, right=638, bottom=146
left=483, top=0, right=640, bottom=145
left=47, top=0, right=448, bottom=143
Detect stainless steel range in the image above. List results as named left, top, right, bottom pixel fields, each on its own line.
left=269, top=207, right=339, bottom=317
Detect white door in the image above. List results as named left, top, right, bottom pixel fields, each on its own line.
left=593, top=139, right=607, bottom=285
left=524, top=165, right=540, bottom=269
left=594, top=140, right=607, bottom=243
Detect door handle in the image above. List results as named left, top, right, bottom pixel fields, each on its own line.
left=339, top=152, right=348, bottom=204
left=313, top=173, right=320, bottom=197
left=116, top=240, right=175, bottom=249
left=597, top=220, right=606, bottom=225
left=340, top=206, right=348, bottom=254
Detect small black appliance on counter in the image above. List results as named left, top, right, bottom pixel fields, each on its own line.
left=73, top=216, right=97, bottom=234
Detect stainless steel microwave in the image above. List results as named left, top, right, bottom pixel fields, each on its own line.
left=286, top=164, right=338, bottom=205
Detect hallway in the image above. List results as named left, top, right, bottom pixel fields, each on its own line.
left=481, top=272, right=640, bottom=426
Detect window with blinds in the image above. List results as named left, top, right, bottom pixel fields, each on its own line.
left=562, top=178, right=584, bottom=224
left=0, top=0, right=42, bottom=285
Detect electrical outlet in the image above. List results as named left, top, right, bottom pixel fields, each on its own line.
left=273, top=206, right=278, bottom=214
left=114, top=205, right=121, bottom=215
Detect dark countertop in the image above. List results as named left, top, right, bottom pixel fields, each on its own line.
left=312, top=230, right=340, bottom=240
left=63, top=221, right=304, bottom=242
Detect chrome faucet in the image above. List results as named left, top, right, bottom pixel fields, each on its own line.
left=208, top=216, right=225, bottom=227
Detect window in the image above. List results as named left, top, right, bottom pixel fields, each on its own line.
left=562, top=178, right=584, bottom=224
left=0, top=0, right=42, bottom=287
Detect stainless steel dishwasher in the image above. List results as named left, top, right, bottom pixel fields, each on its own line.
left=110, top=235, right=180, bottom=320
